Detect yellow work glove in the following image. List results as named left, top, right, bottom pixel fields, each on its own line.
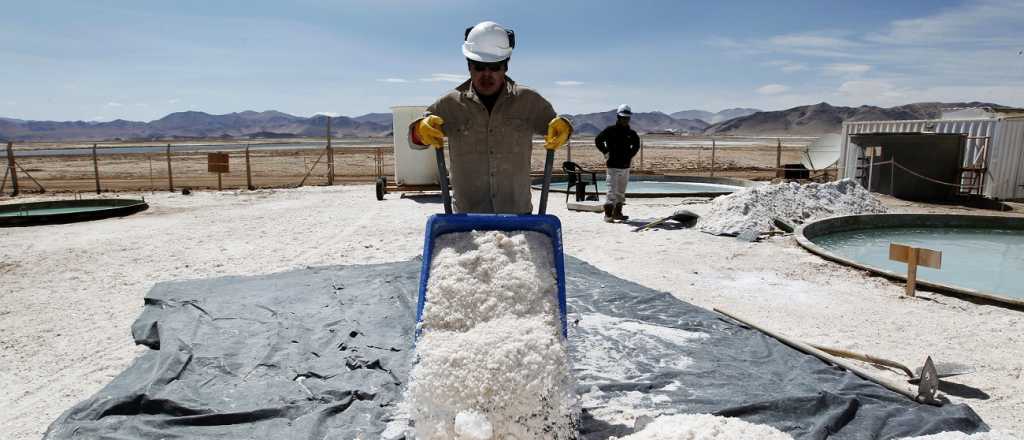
left=544, top=116, right=573, bottom=150
left=415, top=115, right=446, bottom=148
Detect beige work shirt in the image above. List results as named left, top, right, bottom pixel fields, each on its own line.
left=411, top=78, right=555, bottom=214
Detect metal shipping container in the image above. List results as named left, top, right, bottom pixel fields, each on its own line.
left=840, top=118, right=1024, bottom=200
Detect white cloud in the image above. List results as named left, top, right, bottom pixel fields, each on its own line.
left=555, top=80, right=584, bottom=86
left=868, top=0, right=1024, bottom=45
left=376, top=78, right=409, bottom=83
left=756, top=84, right=790, bottom=95
left=837, top=80, right=906, bottom=103
left=767, top=60, right=808, bottom=72
left=769, top=34, right=858, bottom=48
left=106, top=102, right=123, bottom=107
left=824, top=63, right=871, bottom=75
left=315, top=112, right=340, bottom=117
left=419, top=73, right=466, bottom=83
left=168, top=98, right=180, bottom=104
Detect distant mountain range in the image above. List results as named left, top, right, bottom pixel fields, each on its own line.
left=0, top=102, right=1010, bottom=141
left=704, top=101, right=1006, bottom=136
left=669, top=108, right=760, bottom=124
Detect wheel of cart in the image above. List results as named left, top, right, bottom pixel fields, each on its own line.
left=375, top=176, right=387, bottom=201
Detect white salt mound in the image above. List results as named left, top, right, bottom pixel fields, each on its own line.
left=899, top=431, right=1021, bottom=440
left=454, top=410, right=494, bottom=440
left=698, top=178, right=886, bottom=236
left=613, top=414, right=794, bottom=440
left=420, top=230, right=560, bottom=332
left=410, top=230, right=577, bottom=439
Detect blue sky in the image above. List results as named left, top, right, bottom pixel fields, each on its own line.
left=2, top=0, right=1023, bottom=121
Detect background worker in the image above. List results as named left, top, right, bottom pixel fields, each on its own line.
left=409, top=21, right=572, bottom=214
left=595, top=104, right=641, bottom=222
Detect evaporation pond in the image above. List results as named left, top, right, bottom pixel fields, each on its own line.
left=0, top=206, right=121, bottom=217
left=550, top=180, right=741, bottom=194
left=813, top=227, right=1024, bottom=299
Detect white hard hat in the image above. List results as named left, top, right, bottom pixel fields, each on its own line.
left=617, top=104, right=632, bottom=117
left=462, top=21, right=515, bottom=63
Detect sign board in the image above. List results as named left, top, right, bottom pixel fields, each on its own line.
left=889, top=243, right=942, bottom=297
left=208, top=153, right=229, bottom=173
left=889, top=243, right=942, bottom=269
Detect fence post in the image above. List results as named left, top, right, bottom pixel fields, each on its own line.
left=166, top=144, right=174, bottom=192
left=639, top=136, right=644, bottom=171
left=326, top=117, right=334, bottom=185
left=92, top=143, right=101, bottom=194
left=6, top=142, right=18, bottom=196
left=711, top=138, right=717, bottom=177
left=776, top=137, right=783, bottom=178
left=245, top=145, right=254, bottom=190
left=148, top=155, right=154, bottom=191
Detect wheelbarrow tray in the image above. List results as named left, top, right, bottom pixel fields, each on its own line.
left=415, top=213, right=568, bottom=338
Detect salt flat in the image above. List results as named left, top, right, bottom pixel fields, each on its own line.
left=0, top=185, right=1021, bottom=439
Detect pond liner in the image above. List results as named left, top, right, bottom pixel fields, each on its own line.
left=44, top=257, right=987, bottom=439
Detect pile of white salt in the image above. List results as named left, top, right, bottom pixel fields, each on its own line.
left=698, top=178, right=886, bottom=236
left=409, top=230, right=577, bottom=439
left=613, top=414, right=794, bottom=440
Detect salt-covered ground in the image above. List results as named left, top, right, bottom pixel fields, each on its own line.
left=1, top=185, right=1022, bottom=439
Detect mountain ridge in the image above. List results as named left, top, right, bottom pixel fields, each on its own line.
left=0, top=102, right=1013, bottom=141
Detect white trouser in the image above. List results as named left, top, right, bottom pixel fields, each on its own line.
left=605, top=168, right=630, bottom=205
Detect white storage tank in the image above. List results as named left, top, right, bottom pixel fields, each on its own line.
left=390, top=106, right=438, bottom=185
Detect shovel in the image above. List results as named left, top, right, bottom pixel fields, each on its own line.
left=810, top=343, right=975, bottom=403
left=631, top=209, right=699, bottom=232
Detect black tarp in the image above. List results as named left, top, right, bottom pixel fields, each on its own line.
left=45, top=257, right=987, bottom=439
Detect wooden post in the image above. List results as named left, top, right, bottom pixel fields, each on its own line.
left=639, top=136, right=644, bottom=171
left=566, top=138, right=572, bottom=163
left=775, top=137, right=782, bottom=178
left=166, top=144, right=174, bottom=192
left=92, top=143, right=101, bottom=194
left=711, top=138, right=717, bottom=177
left=245, top=145, right=254, bottom=190
left=889, top=243, right=942, bottom=297
left=217, top=172, right=222, bottom=191
left=148, top=155, right=154, bottom=191
left=326, top=117, right=334, bottom=185
left=905, top=247, right=919, bottom=297
left=6, top=142, right=18, bottom=196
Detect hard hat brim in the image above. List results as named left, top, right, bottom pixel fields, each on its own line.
left=462, top=44, right=511, bottom=63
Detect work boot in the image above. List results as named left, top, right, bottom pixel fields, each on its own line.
left=603, top=203, right=615, bottom=223
left=613, top=203, right=629, bottom=221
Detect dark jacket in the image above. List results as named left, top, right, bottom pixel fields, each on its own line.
left=595, top=124, right=641, bottom=169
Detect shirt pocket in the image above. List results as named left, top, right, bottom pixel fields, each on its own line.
left=501, top=117, right=533, bottom=151
left=451, top=120, right=484, bottom=154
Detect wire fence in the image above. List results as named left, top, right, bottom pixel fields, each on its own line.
left=2, top=134, right=826, bottom=196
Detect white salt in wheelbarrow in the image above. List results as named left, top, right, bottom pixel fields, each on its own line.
left=415, top=146, right=568, bottom=338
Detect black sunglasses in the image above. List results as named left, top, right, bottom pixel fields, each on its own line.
left=468, top=60, right=507, bottom=72
left=464, top=26, right=515, bottom=49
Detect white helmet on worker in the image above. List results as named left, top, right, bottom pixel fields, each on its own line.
left=463, top=21, right=515, bottom=63
left=617, top=104, right=632, bottom=117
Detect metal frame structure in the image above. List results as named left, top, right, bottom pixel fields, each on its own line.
left=839, top=117, right=1024, bottom=200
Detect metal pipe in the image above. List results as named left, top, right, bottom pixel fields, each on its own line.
left=435, top=148, right=452, bottom=214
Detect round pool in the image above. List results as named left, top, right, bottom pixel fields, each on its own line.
left=0, top=198, right=149, bottom=227
left=797, top=214, right=1024, bottom=307
left=533, top=175, right=754, bottom=198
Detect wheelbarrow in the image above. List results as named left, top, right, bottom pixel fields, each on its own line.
left=415, top=146, right=568, bottom=338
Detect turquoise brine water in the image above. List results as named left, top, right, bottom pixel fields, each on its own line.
left=813, top=227, right=1024, bottom=299
left=0, top=206, right=120, bottom=217
left=549, top=180, right=742, bottom=194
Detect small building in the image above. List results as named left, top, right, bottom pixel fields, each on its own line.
left=839, top=113, right=1024, bottom=201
